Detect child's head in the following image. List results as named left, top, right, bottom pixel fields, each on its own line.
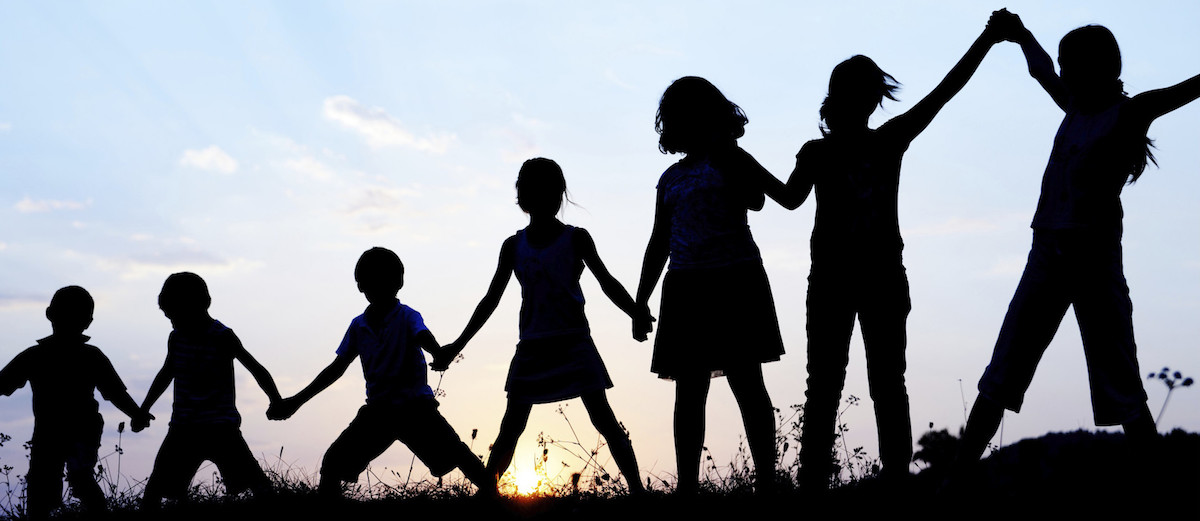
left=516, top=158, right=569, bottom=216
left=1057, top=25, right=1123, bottom=101
left=158, top=272, right=212, bottom=322
left=355, top=247, right=404, bottom=304
left=819, top=55, right=900, bottom=135
left=45, top=286, right=94, bottom=334
left=655, top=76, right=748, bottom=155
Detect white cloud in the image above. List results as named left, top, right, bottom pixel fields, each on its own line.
left=180, top=145, right=239, bottom=174
left=281, top=156, right=336, bottom=181
left=85, top=249, right=264, bottom=280
left=14, top=196, right=90, bottom=213
left=0, top=294, right=45, bottom=311
left=345, top=185, right=422, bottom=215
left=0, top=122, right=11, bottom=132
left=323, top=95, right=454, bottom=153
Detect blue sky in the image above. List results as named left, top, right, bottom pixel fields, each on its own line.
left=2, top=1, right=1199, bottom=492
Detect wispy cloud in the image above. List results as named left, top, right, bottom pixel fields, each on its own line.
left=281, top=156, right=336, bottom=181
left=0, top=122, right=11, bottom=132
left=344, top=185, right=422, bottom=215
left=499, top=113, right=547, bottom=163
left=0, top=294, right=46, bottom=311
left=14, top=197, right=90, bottom=213
left=323, top=95, right=454, bottom=153
left=79, top=249, right=263, bottom=280
left=180, top=145, right=239, bottom=174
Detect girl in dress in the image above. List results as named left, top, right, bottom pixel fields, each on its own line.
left=959, top=11, right=1200, bottom=463
left=634, top=76, right=794, bottom=494
left=439, top=158, right=647, bottom=494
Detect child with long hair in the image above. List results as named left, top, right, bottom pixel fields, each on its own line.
left=437, top=158, right=646, bottom=494
left=958, top=10, right=1200, bottom=463
left=790, top=16, right=1006, bottom=490
left=634, top=76, right=795, bottom=495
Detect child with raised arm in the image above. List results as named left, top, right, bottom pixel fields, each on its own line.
left=137, top=272, right=281, bottom=508
left=0, top=286, right=153, bottom=518
left=788, top=16, right=1006, bottom=490
left=634, top=77, right=796, bottom=495
left=436, top=158, right=647, bottom=494
left=267, top=247, right=495, bottom=497
left=958, top=11, right=1200, bottom=464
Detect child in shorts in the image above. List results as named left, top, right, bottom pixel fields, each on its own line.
left=0, top=286, right=152, bottom=518
left=268, top=247, right=495, bottom=496
left=137, top=272, right=282, bottom=508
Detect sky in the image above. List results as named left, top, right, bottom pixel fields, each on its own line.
left=2, top=0, right=1199, bottom=495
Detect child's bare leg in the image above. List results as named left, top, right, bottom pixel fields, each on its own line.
left=673, top=374, right=710, bottom=495
left=581, top=391, right=645, bottom=494
left=727, top=365, right=777, bottom=493
left=957, top=396, right=1004, bottom=464
left=486, top=400, right=533, bottom=482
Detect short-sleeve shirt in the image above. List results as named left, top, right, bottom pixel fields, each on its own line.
left=658, top=156, right=763, bottom=270
left=166, top=319, right=242, bottom=426
left=796, top=130, right=909, bottom=269
left=1031, top=98, right=1139, bottom=232
left=0, top=334, right=127, bottom=431
left=336, top=302, right=435, bottom=406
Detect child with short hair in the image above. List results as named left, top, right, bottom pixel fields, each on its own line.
left=0, top=286, right=152, bottom=518
left=137, top=272, right=281, bottom=508
left=268, top=247, right=495, bottom=497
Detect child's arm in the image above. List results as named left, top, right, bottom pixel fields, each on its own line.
left=91, top=354, right=154, bottom=430
left=231, top=337, right=283, bottom=404
left=1001, top=10, right=1069, bottom=111
left=1127, top=73, right=1200, bottom=126
left=633, top=190, right=671, bottom=341
left=575, top=229, right=653, bottom=327
left=133, top=359, right=173, bottom=432
left=267, top=354, right=354, bottom=420
left=436, top=238, right=517, bottom=366
left=883, top=14, right=1004, bottom=144
left=719, top=147, right=806, bottom=210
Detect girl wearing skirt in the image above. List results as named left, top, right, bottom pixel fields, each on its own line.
left=634, top=77, right=795, bottom=495
left=439, top=158, right=647, bottom=494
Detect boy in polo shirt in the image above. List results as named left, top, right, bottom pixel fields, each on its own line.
left=268, top=247, right=495, bottom=496
left=0, top=286, right=152, bottom=518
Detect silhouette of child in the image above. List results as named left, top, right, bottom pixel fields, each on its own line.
left=436, top=158, right=647, bottom=494
left=789, top=16, right=1006, bottom=490
left=0, top=286, right=152, bottom=518
left=137, top=272, right=281, bottom=508
left=267, top=248, right=495, bottom=497
left=634, top=77, right=794, bottom=495
left=958, top=10, right=1200, bottom=464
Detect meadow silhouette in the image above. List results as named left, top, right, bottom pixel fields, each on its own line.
left=1, top=3, right=1199, bottom=518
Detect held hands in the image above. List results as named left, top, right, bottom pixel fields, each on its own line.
left=632, top=304, right=655, bottom=342
left=266, top=397, right=300, bottom=421
left=430, top=343, right=462, bottom=372
left=130, top=410, right=154, bottom=433
left=987, top=8, right=1027, bottom=43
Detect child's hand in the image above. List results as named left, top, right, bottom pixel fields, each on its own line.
left=430, top=343, right=461, bottom=372
left=987, top=8, right=1026, bottom=43
left=632, top=306, right=655, bottom=342
left=267, top=397, right=299, bottom=421
left=131, top=411, right=154, bottom=433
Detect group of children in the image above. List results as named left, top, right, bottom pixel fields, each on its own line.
left=4, top=8, right=1200, bottom=516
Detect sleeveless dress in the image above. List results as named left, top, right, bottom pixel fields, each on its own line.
left=506, top=225, right=613, bottom=403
